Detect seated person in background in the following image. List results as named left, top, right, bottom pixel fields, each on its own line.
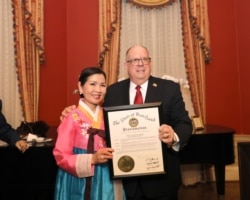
left=0, top=111, right=29, bottom=153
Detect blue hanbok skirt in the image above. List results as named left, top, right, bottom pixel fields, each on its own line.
left=54, top=148, right=117, bottom=200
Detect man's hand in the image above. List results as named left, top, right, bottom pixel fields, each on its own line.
left=15, top=140, right=29, bottom=153
left=60, top=105, right=76, bottom=121
left=159, top=124, right=176, bottom=146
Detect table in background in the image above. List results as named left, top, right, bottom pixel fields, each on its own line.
left=180, top=124, right=235, bottom=198
left=0, top=127, right=58, bottom=200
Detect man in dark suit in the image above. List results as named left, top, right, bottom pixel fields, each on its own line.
left=103, top=45, right=193, bottom=200
left=61, top=45, right=193, bottom=199
left=0, top=100, right=29, bottom=153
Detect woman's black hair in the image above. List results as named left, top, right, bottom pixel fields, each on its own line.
left=78, top=67, right=106, bottom=97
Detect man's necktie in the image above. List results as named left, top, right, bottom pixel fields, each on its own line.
left=134, top=85, right=143, bottom=104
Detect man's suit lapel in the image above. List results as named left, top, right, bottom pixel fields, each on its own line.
left=122, top=79, right=130, bottom=105
left=145, top=76, right=161, bottom=103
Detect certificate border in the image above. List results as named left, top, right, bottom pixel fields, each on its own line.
left=103, top=102, right=164, bottom=179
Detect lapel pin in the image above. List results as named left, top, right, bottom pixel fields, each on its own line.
left=153, top=83, right=157, bottom=87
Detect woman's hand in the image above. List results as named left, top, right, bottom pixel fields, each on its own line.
left=91, top=148, right=114, bottom=164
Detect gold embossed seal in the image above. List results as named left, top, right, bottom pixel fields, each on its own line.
left=129, top=118, right=139, bottom=127
left=118, top=155, right=135, bottom=172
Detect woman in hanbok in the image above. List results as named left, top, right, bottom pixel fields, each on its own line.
left=53, top=67, right=126, bottom=200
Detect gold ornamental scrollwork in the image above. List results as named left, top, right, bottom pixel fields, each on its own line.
left=127, top=0, right=177, bottom=8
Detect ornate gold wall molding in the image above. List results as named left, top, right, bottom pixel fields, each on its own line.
left=127, top=0, right=176, bottom=8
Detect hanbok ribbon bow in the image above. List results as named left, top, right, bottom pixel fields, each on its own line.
left=86, top=128, right=105, bottom=153
left=85, top=128, right=106, bottom=200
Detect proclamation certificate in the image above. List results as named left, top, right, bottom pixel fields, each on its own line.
left=103, top=102, right=165, bottom=179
